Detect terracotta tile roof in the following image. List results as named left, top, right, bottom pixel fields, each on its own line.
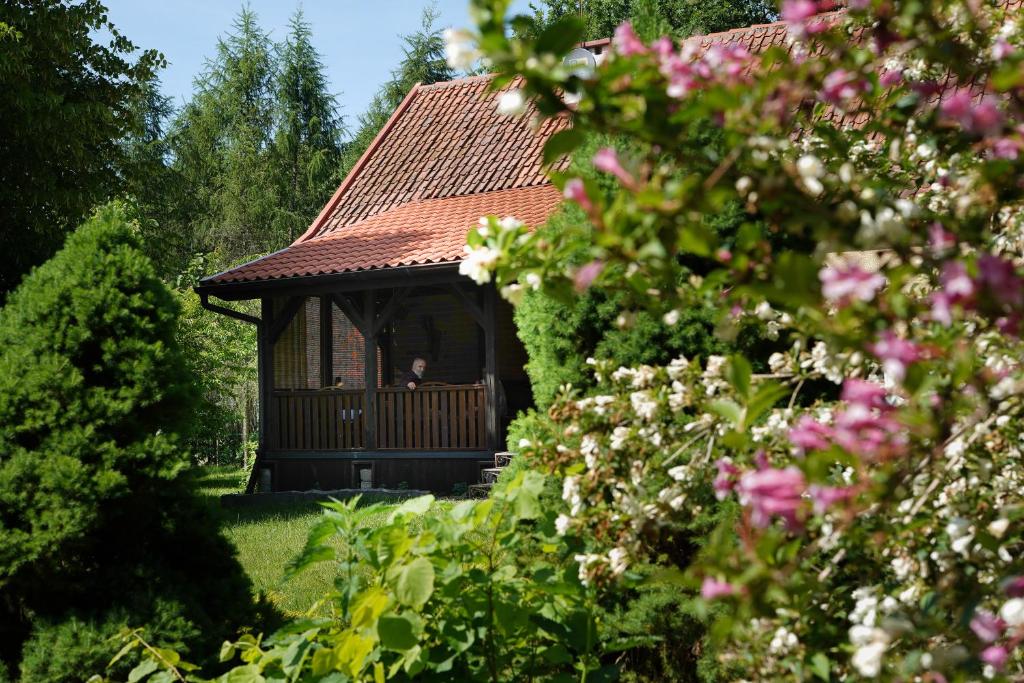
left=313, top=75, right=568, bottom=238
left=202, top=74, right=568, bottom=288
left=206, top=185, right=563, bottom=284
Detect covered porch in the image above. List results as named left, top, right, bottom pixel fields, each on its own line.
left=206, top=266, right=530, bottom=493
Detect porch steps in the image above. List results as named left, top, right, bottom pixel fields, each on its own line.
left=467, top=451, right=515, bottom=498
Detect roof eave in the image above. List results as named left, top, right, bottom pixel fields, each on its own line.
left=194, top=261, right=465, bottom=302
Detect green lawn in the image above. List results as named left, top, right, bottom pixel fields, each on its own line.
left=189, top=466, right=446, bottom=617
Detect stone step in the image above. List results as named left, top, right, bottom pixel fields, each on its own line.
left=481, top=467, right=503, bottom=484
left=494, top=451, right=514, bottom=468
left=468, top=482, right=493, bottom=498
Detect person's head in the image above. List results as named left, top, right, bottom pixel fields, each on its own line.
left=411, top=357, right=427, bottom=377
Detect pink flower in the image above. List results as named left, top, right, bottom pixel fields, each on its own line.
left=1005, top=576, right=1024, bottom=597
left=930, top=291, right=954, bottom=326
left=701, top=577, right=736, bottom=599
left=737, top=466, right=807, bottom=529
left=573, top=260, right=604, bottom=293
left=970, top=609, right=1006, bottom=643
left=841, top=379, right=888, bottom=410
left=613, top=21, right=647, bottom=56
left=941, top=261, right=976, bottom=301
left=980, top=645, right=1009, bottom=671
left=993, top=38, right=1014, bottom=60
left=713, top=457, right=741, bottom=500
left=833, top=404, right=906, bottom=460
left=821, top=69, right=867, bottom=106
left=809, top=484, right=854, bottom=514
left=869, top=331, right=921, bottom=381
left=788, top=416, right=834, bottom=454
left=651, top=36, right=674, bottom=59
left=593, top=148, right=636, bottom=187
left=782, top=0, right=818, bottom=23
left=978, top=254, right=1024, bottom=307
left=941, top=89, right=1004, bottom=135
left=880, top=69, right=903, bottom=87
left=929, top=223, right=956, bottom=255
left=820, top=264, right=886, bottom=306
left=563, top=178, right=593, bottom=213
left=993, top=137, right=1022, bottom=159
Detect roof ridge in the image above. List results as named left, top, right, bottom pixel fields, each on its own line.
left=296, top=82, right=424, bottom=244
left=683, top=9, right=847, bottom=44
left=418, top=73, right=496, bottom=90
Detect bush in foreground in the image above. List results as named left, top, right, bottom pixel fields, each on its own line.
left=0, top=205, right=256, bottom=678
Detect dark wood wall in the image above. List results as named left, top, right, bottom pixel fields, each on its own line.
left=267, top=456, right=491, bottom=494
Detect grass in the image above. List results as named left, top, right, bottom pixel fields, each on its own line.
left=188, top=466, right=449, bottom=617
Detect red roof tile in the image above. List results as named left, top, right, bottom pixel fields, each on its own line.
left=312, top=76, right=568, bottom=238
left=206, top=185, right=562, bottom=284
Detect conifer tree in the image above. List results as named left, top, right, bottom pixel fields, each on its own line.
left=171, top=7, right=279, bottom=262
left=274, top=8, right=344, bottom=242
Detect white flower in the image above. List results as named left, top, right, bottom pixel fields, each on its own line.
left=501, top=283, right=525, bottom=305
left=610, top=426, right=630, bottom=450
left=735, top=176, right=753, bottom=195
left=663, top=309, right=681, bottom=325
left=459, top=245, right=499, bottom=284
left=987, top=518, right=1010, bottom=538
left=667, top=465, right=689, bottom=482
left=497, top=215, right=524, bottom=231
left=496, top=89, right=527, bottom=116
left=555, top=513, right=571, bottom=535
left=851, top=641, right=887, bottom=677
left=608, top=547, right=629, bottom=575
left=517, top=438, right=532, bottom=449
left=796, top=155, right=825, bottom=195
left=630, top=390, right=658, bottom=421
left=443, top=28, right=479, bottom=70
left=524, top=272, right=542, bottom=290
left=999, top=598, right=1024, bottom=627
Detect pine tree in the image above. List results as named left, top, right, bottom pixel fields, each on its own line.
left=273, top=8, right=345, bottom=243
left=340, top=5, right=454, bottom=176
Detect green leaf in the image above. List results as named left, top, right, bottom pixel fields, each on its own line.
left=725, top=355, right=752, bottom=399
left=747, top=381, right=789, bottom=423
left=708, top=399, right=742, bottom=427
left=127, top=658, right=159, bottom=683
left=378, top=613, right=422, bottom=651
left=218, top=664, right=267, bottom=683
left=534, top=14, right=584, bottom=56
left=108, top=637, right=139, bottom=668
left=811, top=652, right=831, bottom=681
left=388, top=494, right=435, bottom=522
left=543, top=129, right=585, bottom=166
left=394, top=557, right=435, bottom=609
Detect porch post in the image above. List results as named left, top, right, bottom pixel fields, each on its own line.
left=483, top=284, right=499, bottom=450
left=319, top=295, right=333, bottom=387
left=363, top=289, right=378, bottom=450
left=247, top=297, right=274, bottom=493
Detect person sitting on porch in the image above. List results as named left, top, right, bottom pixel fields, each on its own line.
left=399, top=357, right=427, bottom=390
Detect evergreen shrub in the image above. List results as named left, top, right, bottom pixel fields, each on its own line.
left=0, top=205, right=257, bottom=677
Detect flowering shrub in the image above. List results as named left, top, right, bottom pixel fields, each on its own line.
left=461, top=0, right=1024, bottom=678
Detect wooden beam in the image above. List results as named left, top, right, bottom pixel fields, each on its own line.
left=363, top=289, right=378, bottom=450
left=320, top=296, right=333, bottom=387
left=198, top=292, right=261, bottom=325
left=269, top=296, right=305, bottom=345
left=483, top=284, right=499, bottom=451
left=372, top=286, right=413, bottom=337
left=331, top=293, right=365, bottom=333
left=447, top=283, right=486, bottom=329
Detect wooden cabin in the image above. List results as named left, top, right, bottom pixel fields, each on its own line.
left=196, top=74, right=569, bottom=493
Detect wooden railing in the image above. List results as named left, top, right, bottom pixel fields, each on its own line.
left=269, top=384, right=486, bottom=451
left=376, top=384, right=486, bottom=450
left=270, top=389, right=365, bottom=451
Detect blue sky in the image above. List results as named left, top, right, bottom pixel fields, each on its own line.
left=102, top=0, right=532, bottom=137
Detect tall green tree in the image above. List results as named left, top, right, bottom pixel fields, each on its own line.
left=171, top=7, right=279, bottom=262
left=0, top=0, right=162, bottom=298
left=340, top=5, right=454, bottom=176
left=521, top=0, right=776, bottom=41
left=274, top=8, right=345, bottom=242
